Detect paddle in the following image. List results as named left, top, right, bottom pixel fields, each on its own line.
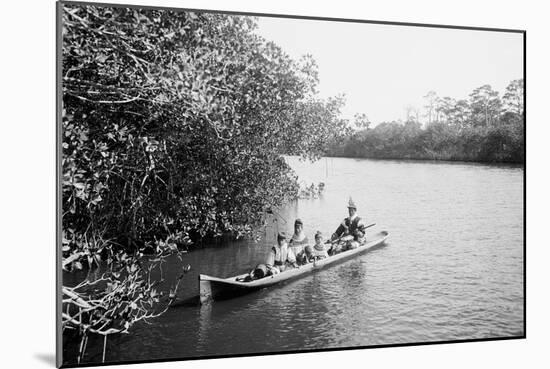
left=325, top=223, right=376, bottom=244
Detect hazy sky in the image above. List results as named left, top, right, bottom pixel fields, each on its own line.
left=255, top=17, right=523, bottom=124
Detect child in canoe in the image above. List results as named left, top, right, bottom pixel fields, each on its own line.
left=311, top=231, right=329, bottom=260
left=296, top=245, right=314, bottom=264
left=296, top=231, right=329, bottom=263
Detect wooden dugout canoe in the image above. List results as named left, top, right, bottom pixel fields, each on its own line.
left=198, top=230, right=389, bottom=304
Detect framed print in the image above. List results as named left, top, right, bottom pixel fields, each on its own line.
left=57, top=1, right=525, bottom=367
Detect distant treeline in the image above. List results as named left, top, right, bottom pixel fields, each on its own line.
left=327, top=80, right=524, bottom=163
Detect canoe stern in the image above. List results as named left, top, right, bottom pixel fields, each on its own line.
left=199, top=275, right=213, bottom=304
left=199, top=274, right=260, bottom=304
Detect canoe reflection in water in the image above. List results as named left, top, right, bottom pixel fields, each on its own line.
left=199, top=230, right=389, bottom=304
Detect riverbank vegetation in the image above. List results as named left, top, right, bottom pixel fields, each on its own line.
left=61, top=5, right=347, bottom=362
left=328, top=80, right=524, bottom=163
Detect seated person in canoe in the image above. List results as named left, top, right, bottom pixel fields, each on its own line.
left=329, top=198, right=367, bottom=254
left=311, top=231, right=329, bottom=260
left=266, top=231, right=297, bottom=273
left=296, top=231, right=329, bottom=263
left=296, top=245, right=314, bottom=264
left=239, top=263, right=269, bottom=281
left=289, top=218, right=309, bottom=261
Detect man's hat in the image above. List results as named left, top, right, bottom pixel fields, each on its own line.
left=314, top=231, right=323, bottom=239
left=347, top=197, right=357, bottom=209
left=294, top=218, right=303, bottom=226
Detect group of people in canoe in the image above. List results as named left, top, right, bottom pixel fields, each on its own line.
left=242, top=198, right=369, bottom=281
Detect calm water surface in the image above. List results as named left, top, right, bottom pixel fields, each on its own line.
left=65, top=157, right=524, bottom=365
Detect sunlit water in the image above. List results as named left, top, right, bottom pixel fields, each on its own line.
left=64, top=157, right=524, bottom=365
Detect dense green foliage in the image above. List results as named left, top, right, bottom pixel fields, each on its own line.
left=62, top=5, right=347, bottom=256
left=328, top=80, right=524, bottom=163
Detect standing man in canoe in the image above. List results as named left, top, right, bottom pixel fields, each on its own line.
left=330, top=198, right=367, bottom=251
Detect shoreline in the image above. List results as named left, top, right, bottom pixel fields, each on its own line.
left=319, top=154, right=525, bottom=167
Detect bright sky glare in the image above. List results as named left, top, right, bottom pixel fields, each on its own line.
left=254, top=17, right=524, bottom=124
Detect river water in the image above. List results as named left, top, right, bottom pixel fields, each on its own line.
left=65, top=157, right=524, bottom=365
